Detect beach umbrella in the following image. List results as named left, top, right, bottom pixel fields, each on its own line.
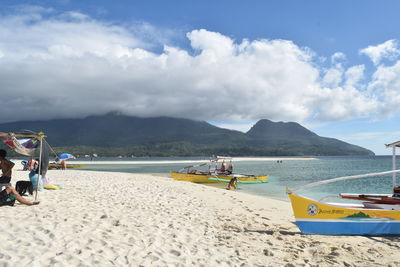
left=57, top=153, right=76, bottom=161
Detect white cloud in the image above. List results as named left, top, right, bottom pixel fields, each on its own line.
left=187, top=29, right=235, bottom=58
left=322, top=67, right=343, bottom=88
left=344, top=65, right=365, bottom=88
left=211, top=121, right=255, bottom=133
left=312, top=86, right=377, bottom=121
left=331, top=52, right=346, bottom=65
left=0, top=10, right=145, bottom=60
left=360, top=39, right=400, bottom=65
left=0, top=8, right=399, bottom=126
left=367, top=61, right=400, bottom=117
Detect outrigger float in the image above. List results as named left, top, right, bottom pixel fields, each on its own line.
left=287, top=141, right=400, bottom=236
left=170, top=156, right=268, bottom=183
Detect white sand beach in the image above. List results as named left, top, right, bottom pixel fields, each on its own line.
left=1, top=170, right=399, bottom=266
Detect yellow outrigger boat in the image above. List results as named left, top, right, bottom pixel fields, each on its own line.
left=170, top=156, right=268, bottom=183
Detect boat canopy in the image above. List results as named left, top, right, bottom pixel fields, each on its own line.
left=213, top=156, right=233, bottom=160
left=385, top=141, right=400, bottom=147
left=179, top=156, right=233, bottom=172
left=288, top=169, right=400, bottom=193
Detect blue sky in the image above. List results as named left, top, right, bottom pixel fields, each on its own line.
left=1, top=1, right=400, bottom=154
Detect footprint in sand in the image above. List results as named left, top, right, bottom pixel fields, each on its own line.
left=263, top=248, right=274, bottom=256
left=297, top=242, right=306, bottom=249
left=170, top=250, right=181, bottom=257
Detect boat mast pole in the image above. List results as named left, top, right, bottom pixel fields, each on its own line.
left=393, top=145, right=397, bottom=187
left=34, top=135, right=43, bottom=202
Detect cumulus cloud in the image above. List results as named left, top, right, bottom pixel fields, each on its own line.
left=322, top=67, right=343, bottom=88
left=344, top=65, right=365, bottom=88
left=360, top=40, right=400, bottom=65
left=0, top=7, right=398, bottom=126
left=367, top=61, right=400, bottom=117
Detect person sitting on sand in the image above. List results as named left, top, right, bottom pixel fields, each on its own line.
left=226, top=177, right=237, bottom=190
left=220, top=160, right=227, bottom=173
left=0, top=186, right=39, bottom=206
left=0, top=149, right=15, bottom=183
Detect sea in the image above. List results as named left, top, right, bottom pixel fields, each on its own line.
left=74, top=156, right=397, bottom=202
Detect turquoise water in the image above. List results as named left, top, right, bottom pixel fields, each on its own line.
left=74, top=156, right=398, bottom=202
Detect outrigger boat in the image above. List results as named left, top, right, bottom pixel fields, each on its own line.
left=170, top=156, right=268, bottom=183
left=287, top=141, right=400, bottom=235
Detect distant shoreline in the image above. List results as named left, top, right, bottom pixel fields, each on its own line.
left=71, top=157, right=317, bottom=165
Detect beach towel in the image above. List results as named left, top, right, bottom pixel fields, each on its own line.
left=0, top=189, right=15, bottom=206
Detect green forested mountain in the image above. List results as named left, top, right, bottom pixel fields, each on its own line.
left=0, top=114, right=374, bottom=157
left=246, top=119, right=373, bottom=156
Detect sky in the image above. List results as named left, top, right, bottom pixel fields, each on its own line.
left=0, top=0, right=400, bottom=154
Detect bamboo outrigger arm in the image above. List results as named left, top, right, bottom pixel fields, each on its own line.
left=288, top=169, right=400, bottom=193
left=288, top=141, right=400, bottom=193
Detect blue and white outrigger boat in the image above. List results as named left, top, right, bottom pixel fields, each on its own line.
left=287, top=141, right=400, bottom=235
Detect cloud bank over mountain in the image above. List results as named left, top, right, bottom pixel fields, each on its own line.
left=0, top=7, right=399, bottom=125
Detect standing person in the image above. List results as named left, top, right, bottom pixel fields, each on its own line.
left=226, top=161, right=234, bottom=174
left=27, top=158, right=36, bottom=171
left=60, top=159, right=66, bottom=170
left=0, top=149, right=15, bottom=183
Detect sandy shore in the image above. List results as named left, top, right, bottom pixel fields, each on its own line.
left=71, top=157, right=316, bottom=165
left=1, top=170, right=399, bottom=266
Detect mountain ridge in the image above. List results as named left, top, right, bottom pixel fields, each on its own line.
left=0, top=114, right=374, bottom=157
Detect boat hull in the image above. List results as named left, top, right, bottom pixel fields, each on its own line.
left=295, top=219, right=400, bottom=235
left=169, top=172, right=268, bottom=183
left=288, top=192, right=400, bottom=235
left=48, top=163, right=84, bottom=170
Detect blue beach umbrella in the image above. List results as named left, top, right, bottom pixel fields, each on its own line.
left=57, top=153, right=76, bottom=161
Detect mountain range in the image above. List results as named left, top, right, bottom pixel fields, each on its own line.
left=0, top=113, right=374, bottom=157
